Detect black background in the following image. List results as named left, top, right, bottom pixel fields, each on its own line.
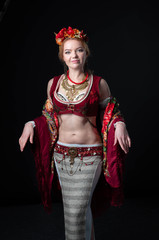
left=1, top=0, right=159, bottom=207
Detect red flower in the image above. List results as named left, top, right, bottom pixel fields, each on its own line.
left=67, top=26, right=74, bottom=35
left=55, top=27, right=88, bottom=45
left=56, top=28, right=66, bottom=39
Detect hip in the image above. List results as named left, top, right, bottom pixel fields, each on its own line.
left=54, top=141, right=103, bottom=158
left=54, top=141, right=103, bottom=176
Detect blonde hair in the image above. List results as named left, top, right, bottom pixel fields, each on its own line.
left=58, top=38, right=91, bottom=74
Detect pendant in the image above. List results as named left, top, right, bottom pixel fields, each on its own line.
left=62, top=77, right=88, bottom=101
left=68, top=147, right=78, bottom=174
left=67, top=87, right=79, bottom=101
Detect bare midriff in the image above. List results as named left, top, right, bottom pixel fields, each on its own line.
left=58, top=114, right=102, bottom=145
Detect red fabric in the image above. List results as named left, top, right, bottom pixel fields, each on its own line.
left=32, top=116, right=54, bottom=212
left=32, top=115, right=126, bottom=217
left=106, top=117, right=126, bottom=189
left=31, top=75, right=127, bottom=217
left=91, top=117, right=126, bottom=218
left=50, top=75, right=101, bottom=117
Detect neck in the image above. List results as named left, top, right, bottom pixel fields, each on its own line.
left=67, top=68, right=85, bottom=83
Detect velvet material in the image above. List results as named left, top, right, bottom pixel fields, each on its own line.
left=32, top=116, right=55, bottom=212
left=32, top=96, right=126, bottom=217
left=91, top=117, right=126, bottom=218
left=51, top=75, right=101, bottom=117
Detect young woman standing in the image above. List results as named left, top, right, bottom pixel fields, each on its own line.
left=19, top=27, right=131, bottom=240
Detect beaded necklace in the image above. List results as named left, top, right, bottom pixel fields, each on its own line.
left=61, top=72, right=89, bottom=101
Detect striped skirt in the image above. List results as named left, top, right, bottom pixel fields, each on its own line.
left=54, top=141, right=103, bottom=240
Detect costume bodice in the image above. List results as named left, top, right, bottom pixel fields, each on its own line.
left=50, top=74, right=102, bottom=117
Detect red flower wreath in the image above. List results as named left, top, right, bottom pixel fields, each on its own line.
left=55, top=26, right=88, bottom=45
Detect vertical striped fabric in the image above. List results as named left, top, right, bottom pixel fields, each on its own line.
left=54, top=151, right=102, bottom=240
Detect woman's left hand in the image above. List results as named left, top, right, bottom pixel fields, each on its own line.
left=114, top=122, right=131, bottom=154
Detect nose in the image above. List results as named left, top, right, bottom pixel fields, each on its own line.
left=72, top=50, right=78, bottom=58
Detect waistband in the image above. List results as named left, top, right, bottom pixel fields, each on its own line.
left=54, top=141, right=103, bottom=157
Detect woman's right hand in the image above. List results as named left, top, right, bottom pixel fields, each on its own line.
left=19, top=122, right=34, bottom=152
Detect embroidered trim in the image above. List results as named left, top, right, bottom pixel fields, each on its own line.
left=42, top=99, right=59, bottom=174
left=54, top=74, right=93, bottom=105
left=54, top=143, right=103, bottom=176
left=57, top=92, right=86, bottom=102
left=101, top=97, right=124, bottom=177
left=42, top=96, right=124, bottom=177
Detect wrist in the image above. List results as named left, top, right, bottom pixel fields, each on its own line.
left=25, top=121, right=36, bottom=128
left=114, top=121, right=126, bottom=129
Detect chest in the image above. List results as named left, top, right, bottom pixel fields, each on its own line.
left=52, top=74, right=100, bottom=117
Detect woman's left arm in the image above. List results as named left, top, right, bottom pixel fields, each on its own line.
left=114, top=121, right=131, bottom=154
left=99, top=79, right=131, bottom=154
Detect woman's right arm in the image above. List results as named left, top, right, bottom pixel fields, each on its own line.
left=19, top=121, right=35, bottom=152
left=19, top=78, right=54, bottom=152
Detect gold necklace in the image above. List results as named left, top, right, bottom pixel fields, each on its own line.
left=61, top=76, right=89, bottom=101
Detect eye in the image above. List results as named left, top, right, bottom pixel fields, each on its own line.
left=65, top=51, right=71, bottom=54
left=77, top=48, right=84, bottom=52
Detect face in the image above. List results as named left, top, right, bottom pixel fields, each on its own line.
left=62, top=39, right=87, bottom=71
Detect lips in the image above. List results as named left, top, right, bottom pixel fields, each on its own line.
left=71, top=59, right=80, bottom=63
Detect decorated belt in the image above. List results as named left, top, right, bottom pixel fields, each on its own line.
left=54, top=142, right=103, bottom=175
left=54, top=143, right=103, bottom=159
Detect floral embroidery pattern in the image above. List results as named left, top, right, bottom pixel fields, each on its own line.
left=101, top=97, right=123, bottom=177
left=89, top=90, right=98, bottom=104
left=42, top=97, right=124, bottom=177
left=42, top=99, right=59, bottom=174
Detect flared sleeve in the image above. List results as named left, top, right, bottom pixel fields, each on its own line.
left=101, top=96, right=127, bottom=206
left=31, top=99, right=59, bottom=212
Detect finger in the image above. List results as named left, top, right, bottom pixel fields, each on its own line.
left=124, top=137, right=131, bottom=153
left=19, top=138, right=24, bottom=152
left=118, top=137, right=124, bottom=151
left=19, top=136, right=27, bottom=152
left=127, top=137, right=131, bottom=148
left=124, top=137, right=130, bottom=153
left=118, top=137, right=128, bottom=154
left=114, top=133, right=117, bottom=146
left=29, top=133, right=34, bottom=144
left=124, top=138, right=129, bottom=151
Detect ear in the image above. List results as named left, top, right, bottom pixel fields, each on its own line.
left=85, top=55, right=88, bottom=63
left=84, top=49, right=88, bottom=57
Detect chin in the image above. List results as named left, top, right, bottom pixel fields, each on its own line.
left=69, top=63, right=83, bottom=70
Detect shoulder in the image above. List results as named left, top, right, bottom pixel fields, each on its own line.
left=47, top=78, right=54, bottom=100
left=93, top=75, right=108, bottom=86
left=93, top=75, right=111, bottom=101
left=47, top=78, right=54, bottom=89
left=99, top=78, right=109, bottom=90
left=47, top=75, right=60, bottom=98
left=92, top=74, right=102, bottom=82
left=47, top=74, right=63, bottom=99
left=47, top=74, right=63, bottom=92
left=47, top=74, right=61, bottom=88
left=47, top=77, right=55, bottom=93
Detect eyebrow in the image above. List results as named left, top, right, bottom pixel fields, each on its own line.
left=64, top=47, right=83, bottom=51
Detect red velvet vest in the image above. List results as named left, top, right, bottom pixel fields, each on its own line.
left=50, top=74, right=101, bottom=117
left=33, top=96, right=126, bottom=215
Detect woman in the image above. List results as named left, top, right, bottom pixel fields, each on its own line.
left=19, top=27, right=131, bottom=240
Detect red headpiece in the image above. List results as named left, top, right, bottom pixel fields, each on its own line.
left=54, top=26, right=88, bottom=46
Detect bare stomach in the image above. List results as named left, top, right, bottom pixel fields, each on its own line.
left=58, top=114, right=102, bottom=145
